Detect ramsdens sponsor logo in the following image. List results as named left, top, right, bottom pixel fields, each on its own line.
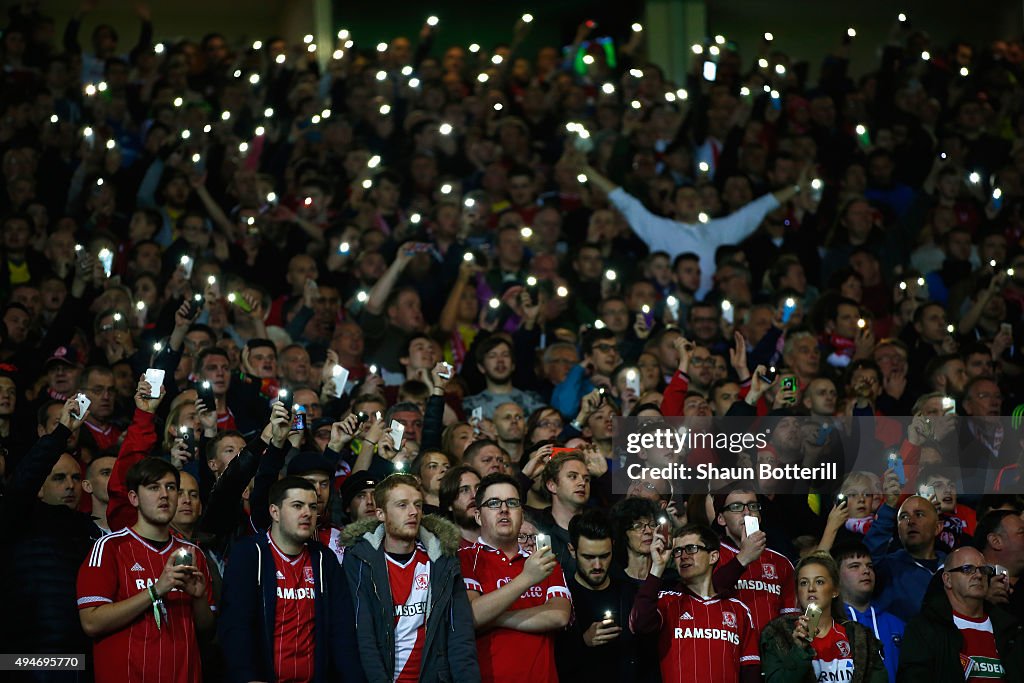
left=394, top=602, right=427, bottom=617
left=673, top=627, right=740, bottom=645
left=735, top=579, right=782, bottom=595
left=277, top=587, right=315, bottom=600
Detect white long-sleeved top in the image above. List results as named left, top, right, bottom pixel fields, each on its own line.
left=608, top=187, right=780, bottom=298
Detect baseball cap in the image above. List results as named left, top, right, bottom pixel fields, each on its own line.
left=286, top=451, right=335, bottom=477
left=339, top=470, right=377, bottom=511
left=45, top=346, right=81, bottom=371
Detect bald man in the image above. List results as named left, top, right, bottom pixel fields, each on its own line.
left=899, top=545, right=1023, bottom=680
left=865, top=471, right=947, bottom=621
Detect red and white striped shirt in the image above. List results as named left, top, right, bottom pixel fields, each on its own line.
left=269, top=534, right=316, bottom=683
left=651, top=589, right=759, bottom=683
left=386, top=546, right=431, bottom=683
left=716, top=541, right=799, bottom=633
left=76, top=528, right=214, bottom=683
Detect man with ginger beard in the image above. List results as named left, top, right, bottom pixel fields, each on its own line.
left=341, top=474, right=478, bottom=682
left=556, top=510, right=649, bottom=683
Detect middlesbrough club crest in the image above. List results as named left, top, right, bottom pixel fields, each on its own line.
left=304, top=567, right=315, bottom=585
left=762, top=564, right=777, bottom=580
left=836, top=640, right=851, bottom=657
left=722, top=611, right=737, bottom=628
left=415, top=573, right=429, bottom=590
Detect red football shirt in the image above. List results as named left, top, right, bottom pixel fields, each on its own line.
left=954, top=611, right=1007, bottom=681
left=810, top=621, right=855, bottom=680
left=386, top=545, right=432, bottom=683
left=648, top=588, right=759, bottom=683
left=716, top=541, right=799, bottom=633
left=269, top=535, right=316, bottom=683
left=77, top=528, right=214, bottom=683
left=459, top=540, right=572, bottom=683
left=82, top=420, right=123, bottom=452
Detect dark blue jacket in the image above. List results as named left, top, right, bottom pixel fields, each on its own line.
left=218, top=532, right=363, bottom=683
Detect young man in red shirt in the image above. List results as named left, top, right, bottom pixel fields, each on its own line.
left=219, top=475, right=362, bottom=683
left=712, top=485, right=799, bottom=633
left=77, top=457, right=215, bottom=683
left=342, top=473, right=478, bottom=682
left=459, top=472, right=572, bottom=683
left=630, top=523, right=761, bottom=683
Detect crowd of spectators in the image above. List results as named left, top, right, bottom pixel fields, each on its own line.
left=2, top=1, right=1024, bottom=681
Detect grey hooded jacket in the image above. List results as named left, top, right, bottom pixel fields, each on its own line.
left=341, top=515, right=481, bottom=683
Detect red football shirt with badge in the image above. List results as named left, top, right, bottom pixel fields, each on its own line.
left=386, top=545, right=432, bottom=683
left=648, top=588, right=760, bottom=683
left=459, top=540, right=572, bottom=683
left=269, top=534, right=316, bottom=683
left=954, top=611, right=1007, bottom=681
left=77, top=529, right=214, bottom=683
left=716, top=541, right=799, bottom=633
left=810, top=622, right=856, bottom=681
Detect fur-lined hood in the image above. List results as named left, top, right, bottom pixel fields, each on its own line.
left=339, top=514, right=463, bottom=559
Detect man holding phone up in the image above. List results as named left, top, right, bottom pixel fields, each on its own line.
left=712, top=485, right=799, bottom=634
left=459, top=473, right=572, bottom=683
left=77, top=457, right=215, bottom=683
left=629, top=522, right=760, bottom=683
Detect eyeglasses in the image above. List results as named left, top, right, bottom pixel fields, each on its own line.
left=945, top=564, right=996, bottom=578
left=518, top=533, right=537, bottom=543
left=537, top=420, right=563, bottom=430
left=630, top=520, right=656, bottom=532
left=722, top=502, right=761, bottom=513
left=481, top=497, right=521, bottom=510
left=592, top=343, right=618, bottom=353
left=672, top=544, right=710, bottom=557
left=689, top=357, right=712, bottom=367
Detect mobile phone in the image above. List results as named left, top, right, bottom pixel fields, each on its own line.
left=227, top=292, right=252, bottom=313
left=834, top=492, right=847, bottom=507
left=471, top=407, right=483, bottom=424
left=179, top=255, right=194, bottom=278
left=665, top=295, right=680, bottom=322
left=187, top=293, right=204, bottom=320
left=438, top=362, right=453, bottom=380
left=172, top=547, right=194, bottom=567
left=196, top=380, right=215, bottom=408
left=887, top=452, right=906, bottom=486
left=641, top=304, right=654, bottom=328
left=625, top=368, right=641, bottom=395
left=292, top=404, right=307, bottom=431
left=759, top=365, right=778, bottom=384
left=74, top=393, right=91, bottom=420
left=941, top=396, right=956, bottom=415
left=356, top=411, right=370, bottom=424
left=703, top=60, right=718, bottom=82
left=97, top=248, right=113, bottom=278
left=144, top=368, right=165, bottom=399
left=804, top=602, right=822, bottom=640
left=485, top=298, right=503, bottom=324
left=744, top=515, right=760, bottom=537
left=721, top=299, right=734, bottom=324
left=331, top=365, right=349, bottom=398
left=179, top=425, right=196, bottom=457
left=536, top=532, right=551, bottom=551
left=525, top=276, right=540, bottom=302
left=602, top=609, right=616, bottom=625
left=919, top=484, right=936, bottom=501
left=390, top=419, right=405, bottom=451
left=781, top=297, right=797, bottom=323
left=781, top=376, right=797, bottom=399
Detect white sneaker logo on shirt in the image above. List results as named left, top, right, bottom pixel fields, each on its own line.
left=681, top=611, right=694, bottom=620
left=130, top=563, right=145, bottom=572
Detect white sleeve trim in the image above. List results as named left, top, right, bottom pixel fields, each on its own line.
left=77, top=596, right=113, bottom=606
left=464, top=578, right=482, bottom=592
left=546, top=586, right=572, bottom=601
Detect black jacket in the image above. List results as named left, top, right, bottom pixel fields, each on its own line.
left=760, top=613, right=887, bottom=683
left=217, top=532, right=363, bottom=683
left=0, top=425, right=102, bottom=658
left=341, top=515, right=480, bottom=683
left=897, top=588, right=1024, bottom=682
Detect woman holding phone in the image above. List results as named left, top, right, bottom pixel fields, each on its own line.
left=760, top=551, right=887, bottom=683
